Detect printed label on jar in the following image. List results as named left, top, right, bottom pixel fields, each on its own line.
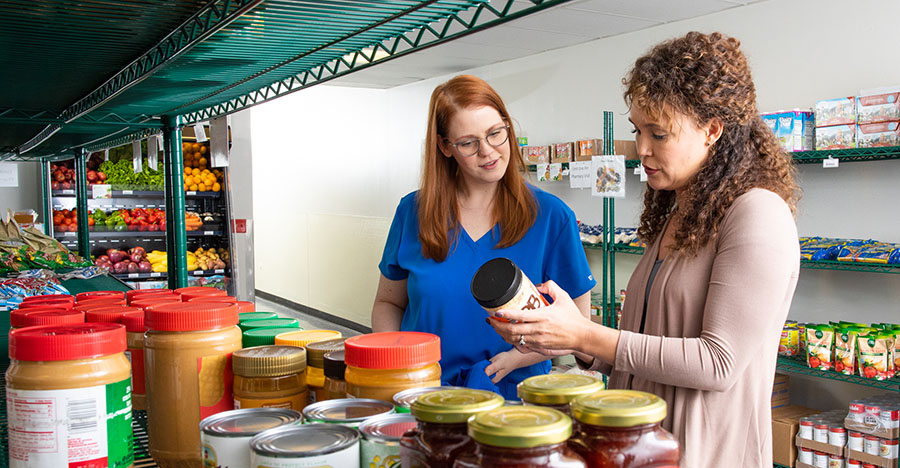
left=235, top=394, right=306, bottom=411
left=202, top=434, right=252, bottom=468
left=361, top=439, right=401, bottom=468
left=251, top=442, right=359, bottom=468
left=198, top=354, right=235, bottom=419
left=7, top=378, right=134, bottom=468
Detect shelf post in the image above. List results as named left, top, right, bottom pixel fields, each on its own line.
left=74, top=148, right=90, bottom=259
left=603, top=111, right=616, bottom=326
left=163, top=115, right=188, bottom=289
left=40, top=157, right=52, bottom=236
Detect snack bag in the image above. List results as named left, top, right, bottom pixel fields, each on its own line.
left=806, top=325, right=834, bottom=370
left=779, top=322, right=800, bottom=357
left=834, top=328, right=859, bottom=375
left=857, top=333, right=894, bottom=380
left=798, top=323, right=807, bottom=355
left=843, top=244, right=900, bottom=264
left=894, top=330, right=900, bottom=374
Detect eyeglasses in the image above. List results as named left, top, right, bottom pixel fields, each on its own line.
left=446, top=125, right=510, bottom=157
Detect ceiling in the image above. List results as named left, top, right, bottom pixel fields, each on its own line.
left=331, top=0, right=766, bottom=88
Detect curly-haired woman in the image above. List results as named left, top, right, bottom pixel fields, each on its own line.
left=489, top=32, right=800, bottom=467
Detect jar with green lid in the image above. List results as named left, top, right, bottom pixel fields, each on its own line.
left=233, top=345, right=309, bottom=411
left=518, top=374, right=604, bottom=415
left=239, top=312, right=278, bottom=325
left=454, top=406, right=586, bottom=467
left=239, top=317, right=300, bottom=332
left=323, top=350, right=347, bottom=401
left=242, top=327, right=306, bottom=348
left=401, top=388, right=504, bottom=467
left=567, top=390, right=680, bottom=468
left=296, top=336, right=345, bottom=404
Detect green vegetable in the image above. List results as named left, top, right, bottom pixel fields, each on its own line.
left=92, top=209, right=106, bottom=222
left=99, top=156, right=163, bottom=189
left=114, top=222, right=127, bottom=232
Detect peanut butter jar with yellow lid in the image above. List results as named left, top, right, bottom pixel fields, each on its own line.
left=6, top=323, right=134, bottom=468
left=233, top=345, right=308, bottom=411
left=144, top=301, right=241, bottom=468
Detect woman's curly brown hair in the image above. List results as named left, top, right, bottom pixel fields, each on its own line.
left=624, top=31, right=799, bottom=256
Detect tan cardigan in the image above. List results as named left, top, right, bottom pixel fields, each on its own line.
left=595, top=188, right=800, bottom=468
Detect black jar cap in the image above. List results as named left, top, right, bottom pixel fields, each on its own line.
left=471, top=257, right=522, bottom=309
left=324, top=350, right=346, bottom=380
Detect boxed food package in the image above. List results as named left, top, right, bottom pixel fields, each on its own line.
left=776, top=110, right=815, bottom=152
left=771, top=405, right=820, bottom=467
left=857, top=121, right=900, bottom=148
left=815, top=97, right=857, bottom=127
left=523, top=146, right=550, bottom=164
left=574, top=139, right=602, bottom=161
left=551, top=142, right=574, bottom=164
left=771, top=373, right=790, bottom=408
left=857, top=92, right=900, bottom=124
left=816, top=124, right=856, bottom=150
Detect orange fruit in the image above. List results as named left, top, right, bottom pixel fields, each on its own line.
left=198, top=184, right=207, bottom=192
left=189, top=184, right=198, bottom=191
left=200, top=146, right=208, bottom=154
left=212, top=183, right=221, bottom=192
left=199, top=157, right=208, bottom=166
left=191, top=143, right=200, bottom=151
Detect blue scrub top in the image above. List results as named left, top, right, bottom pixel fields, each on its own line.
left=378, top=186, right=596, bottom=398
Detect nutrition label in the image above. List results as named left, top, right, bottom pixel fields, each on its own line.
left=6, top=380, right=134, bottom=468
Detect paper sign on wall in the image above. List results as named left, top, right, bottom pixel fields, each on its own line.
left=132, top=141, right=142, bottom=173
left=591, top=155, right=626, bottom=198
left=569, top=161, right=592, bottom=189
left=147, top=136, right=159, bottom=170
left=193, top=124, right=208, bottom=143
left=0, top=162, right=18, bottom=187
left=536, top=163, right=549, bottom=182
left=548, top=163, right=562, bottom=181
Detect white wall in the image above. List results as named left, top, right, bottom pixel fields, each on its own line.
left=250, top=0, right=900, bottom=407
left=0, top=162, right=43, bottom=223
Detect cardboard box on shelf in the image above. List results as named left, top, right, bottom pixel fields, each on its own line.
left=795, top=434, right=846, bottom=457
left=614, top=140, right=638, bottom=160
left=857, top=121, right=900, bottom=148
left=551, top=142, right=574, bottom=164
left=771, top=405, right=820, bottom=466
left=523, top=146, right=551, bottom=164
left=816, top=124, right=856, bottom=150
left=857, top=92, right=900, bottom=124
left=815, top=96, right=857, bottom=127
left=846, top=447, right=896, bottom=468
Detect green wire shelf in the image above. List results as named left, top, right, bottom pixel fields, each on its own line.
left=791, top=146, right=900, bottom=164
left=776, top=355, right=900, bottom=391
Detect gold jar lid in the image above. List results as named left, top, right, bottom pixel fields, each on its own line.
left=411, top=389, right=504, bottom=424
left=517, top=374, right=604, bottom=405
left=303, top=337, right=346, bottom=368
left=468, top=406, right=572, bottom=448
left=571, top=390, right=667, bottom=427
left=232, top=345, right=307, bottom=378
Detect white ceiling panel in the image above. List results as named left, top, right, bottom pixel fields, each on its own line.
left=507, top=7, right=660, bottom=38
left=563, top=0, right=737, bottom=23
left=454, top=24, right=593, bottom=52
left=412, top=40, right=538, bottom=64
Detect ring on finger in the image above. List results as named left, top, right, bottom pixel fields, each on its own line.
left=518, top=334, right=526, bottom=346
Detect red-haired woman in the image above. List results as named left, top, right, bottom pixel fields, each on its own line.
left=490, top=32, right=801, bottom=467
left=372, top=75, right=595, bottom=398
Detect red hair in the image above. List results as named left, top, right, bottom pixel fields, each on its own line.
left=418, top=75, right=536, bottom=261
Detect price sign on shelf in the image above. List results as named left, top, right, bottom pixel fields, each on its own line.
left=823, top=156, right=839, bottom=169
left=185, top=191, right=197, bottom=196
left=214, top=269, right=224, bottom=274
left=151, top=272, right=162, bottom=277
left=128, top=273, right=139, bottom=278
left=203, top=231, right=214, bottom=236
left=122, top=190, right=133, bottom=195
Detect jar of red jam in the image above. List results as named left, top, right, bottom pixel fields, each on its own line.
left=568, top=390, right=680, bottom=468
left=401, top=388, right=504, bottom=468
left=518, top=373, right=604, bottom=415
left=453, top=406, right=586, bottom=467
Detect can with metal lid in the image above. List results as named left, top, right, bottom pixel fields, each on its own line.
left=813, top=423, right=829, bottom=443
left=864, top=403, right=882, bottom=426
left=200, top=408, right=302, bottom=468
left=392, top=386, right=465, bottom=413
left=799, top=417, right=815, bottom=440
left=827, top=454, right=843, bottom=468
left=517, top=373, right=604, bottom=415
left=848, top=431, right=864, bottom=451
left=828, top=426, right=846, bottom=446
left=881, top=405, right=900, bottom=430
left=847, top=459, right=860, bottom=467
left=864, top=435, right=880, bottom=455
left=882, top=438, right=898, bottom=459
left=358, top=413, right=417, bottom=468
left=303, top=398, right=395, bottom=427
left=798, top=447, right=813, bottom=464
left=250, top=423, right=360, bottom=468
left=813, top=451, right=828, bottom=468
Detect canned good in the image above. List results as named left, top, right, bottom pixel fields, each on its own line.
left=828, top=426, right=846, bottom=447
left=813, top=451, right=828, bottom=468
left=798, top=447, right=813, bottom=464
left=814, top=424, right=829, bottom=443
left=303, top=398, right=394, bottom=427
left=848, top=431, right=864, bottom=451
left=881, top=405, right=900, bottom=430
left=799, top=418, right=815, bottom=439
left=358, top=413, right=417, bottom=468
left=864, top=435, right=880, bottom=455
left=828, top=454, right=843, bottom=468
left=250, top=424, right=360, bottom=468
left=392, top=386, right=465, bottom=413
left=864, top=404, right=881, bottom=426
left=200, top=408, right=302, bottom=468
left=881, top=438, right=898, bottom=459
left=847, top=459, right=860, bottom=467
left=849, top=400, right=866, bottom=423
